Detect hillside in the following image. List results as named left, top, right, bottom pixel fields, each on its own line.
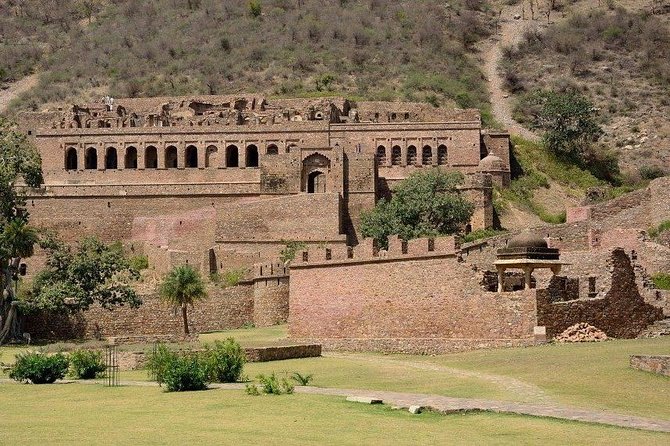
left=499, top=0, right=670, bottom=181
left=0, top=0, right=495, bottom=120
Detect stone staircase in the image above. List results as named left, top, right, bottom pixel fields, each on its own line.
left=639, top=318, right=670, bottom=338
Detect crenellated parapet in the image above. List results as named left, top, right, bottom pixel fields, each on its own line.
left=291, top=235, right=458, bottom=267
left=253, top=261, right=289, bottom=280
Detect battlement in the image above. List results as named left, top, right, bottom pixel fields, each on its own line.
left=290, top=235, right=458, bottom=268
left=254, top=261, right=289, bottom=279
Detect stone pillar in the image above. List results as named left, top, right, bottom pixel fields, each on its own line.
left=497, top=266, right=505, bottom=293
left=97, top=145, right=105, bottom=171
left=240, top=142, right=247, bottom=168
left=177, top=144, right=185, bottom=169
left=137, top=144, right=145, bottom=170
left=157, top=145, right=165, bottom=169
left=400, top=145, right=407, bottom=167
left=77, top=146, right=84, bottom=171
left=197, top=143, right=206, bottom=168
left=523, top=267, right=533, bottom=290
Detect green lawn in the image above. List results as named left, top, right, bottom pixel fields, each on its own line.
left=200, top=325, right=290, bottom=347
left=409, top=338, right=670, bottom=421
left=1, top=383, right=667, bottom=445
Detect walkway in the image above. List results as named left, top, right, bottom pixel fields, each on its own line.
left=0, top=74, right=37, bottom=114
left=4, top=378, right=669, bottom=433
left=480, top=5, right=538, bottom=140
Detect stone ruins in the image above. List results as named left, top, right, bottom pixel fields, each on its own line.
left=17, top=95, right=670, bottom=352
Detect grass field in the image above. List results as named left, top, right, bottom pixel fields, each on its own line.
left=2, top=326, right=669, bottom=444
left=1, top=383, right=668, bottom=446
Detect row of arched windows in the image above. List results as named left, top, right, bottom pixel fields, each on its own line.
left=375, top=144, right=448, bottom=166
left=64, top=144, right=285, bottom=170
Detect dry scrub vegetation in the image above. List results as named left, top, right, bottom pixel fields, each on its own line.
left=1, top=0, right=499, bottom=122
left=501, top=3, right=670, bottom=179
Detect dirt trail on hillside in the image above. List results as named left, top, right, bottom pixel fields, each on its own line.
left=0, top=74, right=38, bottom=114
left=481, top=6, right=539, bottom=141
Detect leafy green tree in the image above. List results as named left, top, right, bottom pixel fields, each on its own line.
left=0, top=118, right=42, bottom=344
left=360, top=169, right=474, bottom=249
left=26, top=236, right=142, bottom=314
left=531, top=90, right=604, bottom=161
left=159, top=265, right=207, bottom=335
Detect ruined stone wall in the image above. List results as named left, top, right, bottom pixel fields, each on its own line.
left=536, top=249, right=664, bottom=338
left=23, top=285, right=254, bottom=341
left=253, top=262, right=290, bottom=328
left=288, top=237, right=537, bottom=354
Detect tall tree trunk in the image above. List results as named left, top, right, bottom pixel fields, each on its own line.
left=181, top=303, right=189, bottom=335
left=0, top=258, right=21, bottom=344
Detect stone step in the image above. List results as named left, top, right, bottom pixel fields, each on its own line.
left=639, top=318, right=670, bottom=338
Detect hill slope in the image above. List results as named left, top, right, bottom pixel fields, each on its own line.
left=0, top=0, right=495, bottom=120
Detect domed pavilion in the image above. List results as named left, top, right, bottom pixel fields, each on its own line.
left=493, top=231, right=564, bottom=292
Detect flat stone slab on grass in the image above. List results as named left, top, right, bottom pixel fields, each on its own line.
left=346, top=396, right=383, bottom=404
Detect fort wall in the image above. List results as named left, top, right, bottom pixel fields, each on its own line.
left=288, top=237, right=538, bottom=354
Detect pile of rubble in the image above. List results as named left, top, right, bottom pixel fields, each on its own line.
left=555, top=323, right=609, bottom=343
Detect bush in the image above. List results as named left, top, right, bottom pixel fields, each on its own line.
left=639, top=165, right=665, bottom=181
left=146, top=343, right=179, bottom=385
left=648, top=220, right=670, bottom=239
left=163, top=355, right=208, bottom=392
left=290, top=372, right=314, bottom=386
left=9, top=351, right=69, bottom=384
left=129, top=255, right=149, bottom=271
left=69, top=349, right=106, bottom=379
left=201, top=338, right=246, bottom=383
left=247, top=372, right=294, bottom=395
left=651, top=273, right=670, bottom=291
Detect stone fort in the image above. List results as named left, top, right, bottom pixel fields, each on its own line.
left=18, top=94, right=510, bottom=273
left=17, top=95, right=669, bottom=352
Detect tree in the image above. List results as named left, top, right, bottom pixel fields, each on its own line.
left=159, top=265, right=207, bottom=335
left=360, top=169, right=475, bottom=249
left=530, top=90, right=604, bottom=162
left=0, top=117, right=43, bottom=344
left=26, top=236, right=142, bottom=314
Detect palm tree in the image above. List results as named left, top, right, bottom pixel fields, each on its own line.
left=159, top=265, right=207, bottom=335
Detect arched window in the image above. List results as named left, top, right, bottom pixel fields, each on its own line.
left=65, top=147, right=78, bottom=170
left=185, top=145, right=198, bottom=168
left=407, top=145, right=417, bottom=165
left=205, top=145, right=218, bottom=168
left=376, top=145, right=387, bottom=165
left=145, top=146, right=157, bottom=169
left=246, top=144, right=259, bottom=168
left=391, top=146, right=402, bottom=166
left=437, top=144, right=448, bottom=165
left=226, top=145, right=239, bottom=167
left=266, top=144, right=279, bottom=155
left=85, top=147, right=97, bottom=170
left=105, top=147, right=118, bottom=169
left=125, top=146, right=138, bottom=169
left=165, top=146, right=178, bottom=168
left=422, top=145, right=432, bottom=165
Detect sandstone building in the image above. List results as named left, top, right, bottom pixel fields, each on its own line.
left=19, top=95, right=510, bottom=274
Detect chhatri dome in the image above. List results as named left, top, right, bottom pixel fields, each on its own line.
left=478, top=152, right=505, bottom=171
left=506, top=231, right=549, bottom=249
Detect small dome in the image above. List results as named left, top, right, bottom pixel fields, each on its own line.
left=507, top=231, right=548, bottom=249
left=479, top=153, right=505, bottom=171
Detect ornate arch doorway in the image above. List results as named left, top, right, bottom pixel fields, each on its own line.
left=302, top=153, right=330, bottom=193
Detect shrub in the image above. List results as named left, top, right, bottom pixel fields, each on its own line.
left=146, top=343, right=179, bottom=385
left=639, top=165, right=665, bottom=181
left=290, top=372, right=313, bottom=386
left=221, top=269, right=247, bottom=287
left=129, top=254, right=149, bottom=271
left=201, top=338, right=246, bottom=383
left=163, top=355, right=208, bottom=392
left=9, top=351, right=69, bottom=384
left=461, top=229, right=507, bottom=244
left=69, top=349, right=106, bottom=379
left=651, top=273, right=670, bottom=290
left=648, top=220, right=670, bottom=239
left=248, top=372, right=295, bottom=395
